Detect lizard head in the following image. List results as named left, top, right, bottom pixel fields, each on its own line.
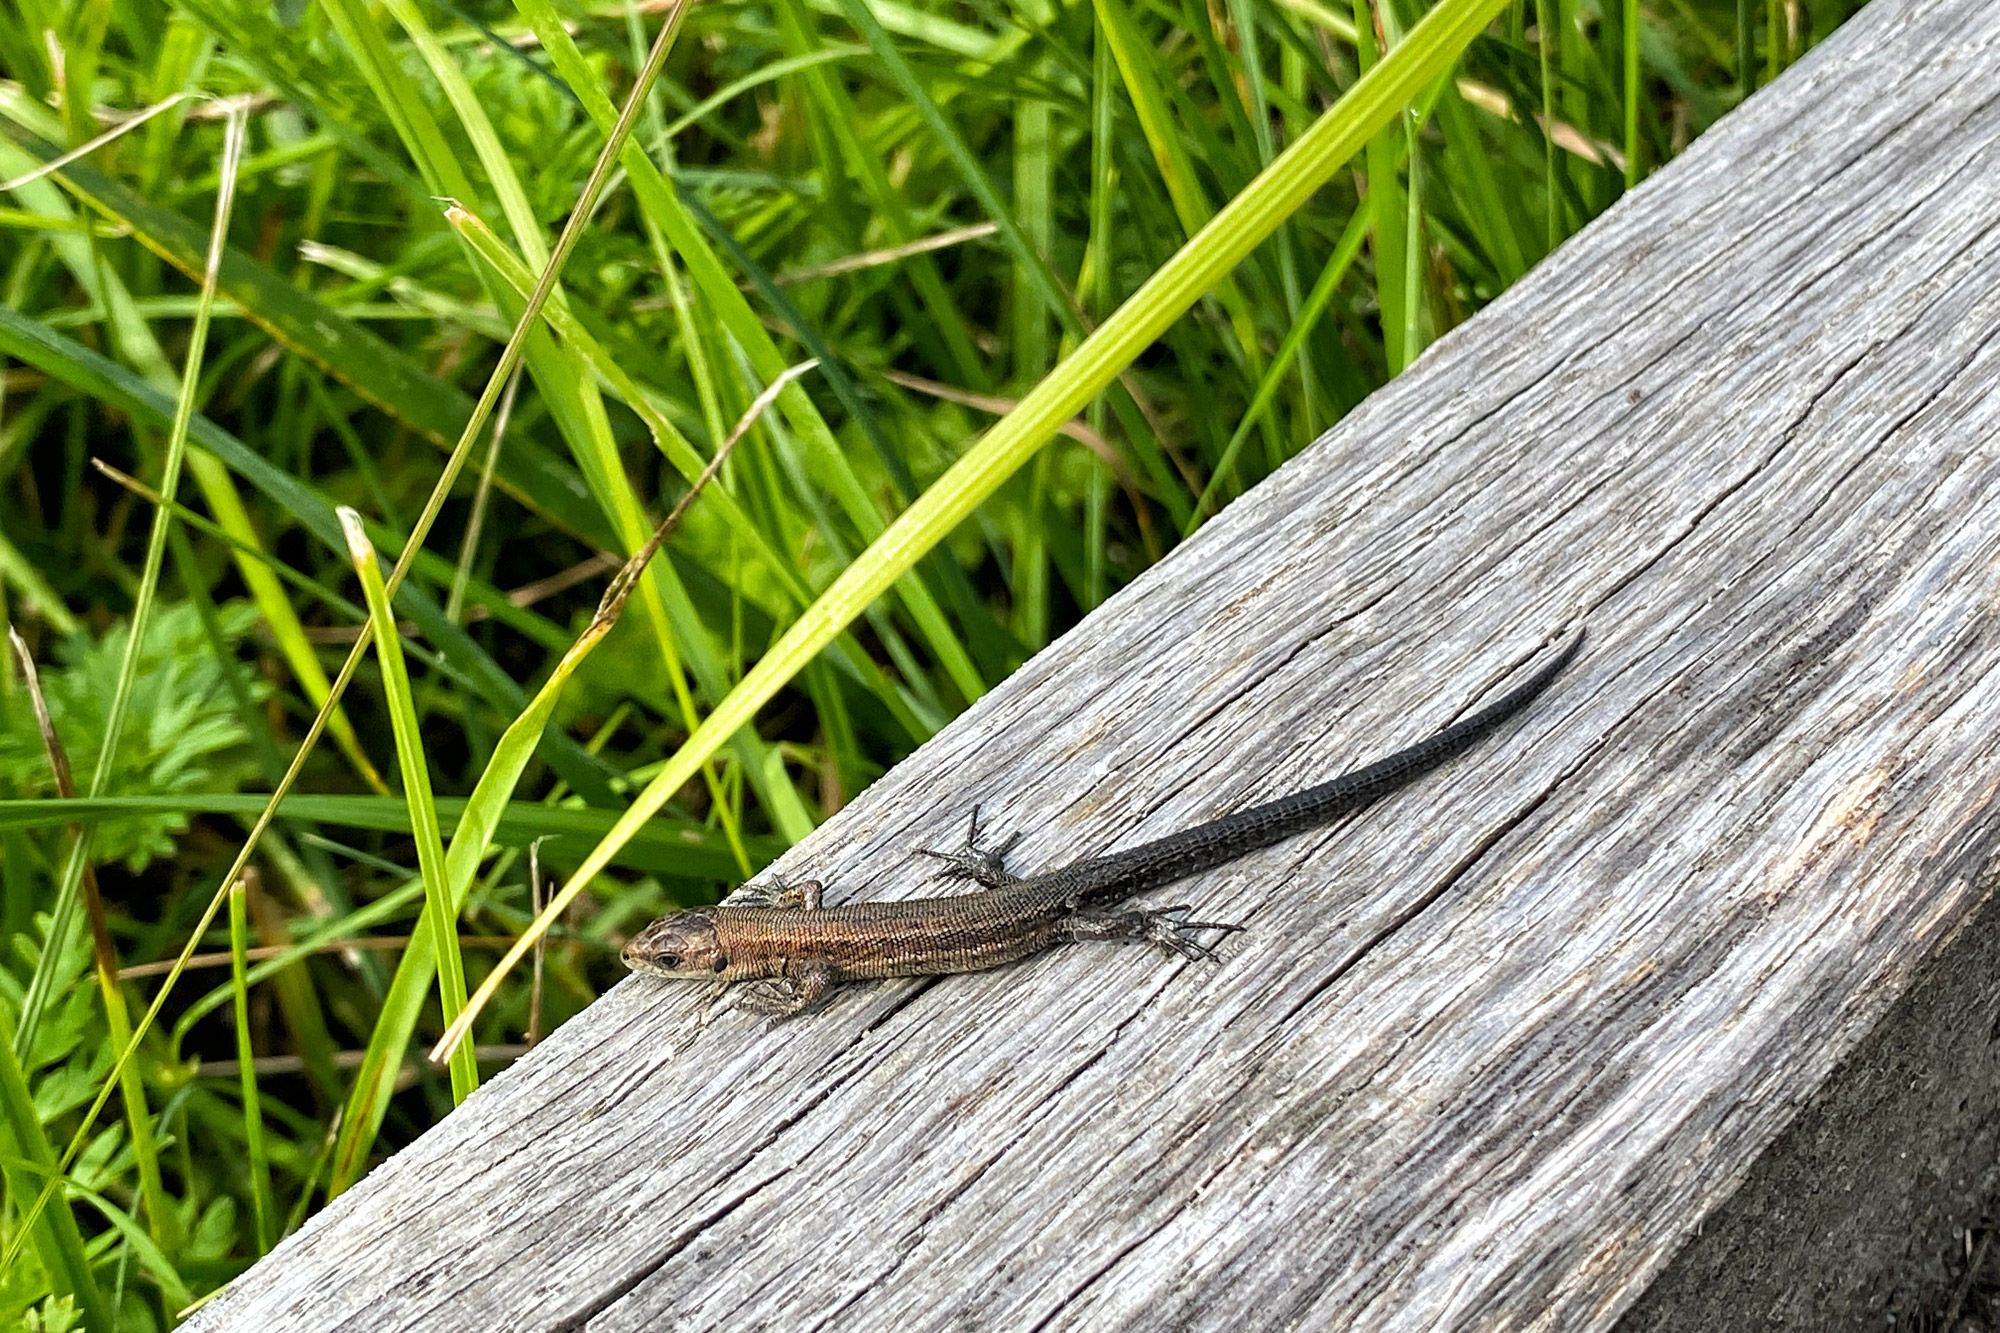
left=621, top=909, right=730, bottom=978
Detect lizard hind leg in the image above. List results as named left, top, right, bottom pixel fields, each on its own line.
left=1060, top=905, right=1243, bottom=964
left=912, top=804, right=1025, bottom=890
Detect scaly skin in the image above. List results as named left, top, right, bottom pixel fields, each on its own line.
left=623, top=629, right=1584, bottom=1015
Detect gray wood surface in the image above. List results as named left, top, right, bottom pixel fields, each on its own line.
left=187, top=0, right=2000, bottom=1327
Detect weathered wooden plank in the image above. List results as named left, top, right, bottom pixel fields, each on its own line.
left=187, top=0, right=2000, bottom=1327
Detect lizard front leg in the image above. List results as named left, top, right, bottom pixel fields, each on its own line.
left=735, top=958, right=839, bottom=1016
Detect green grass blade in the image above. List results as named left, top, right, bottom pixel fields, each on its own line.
left=1624, top=0, right=1642, bottom=186
left=1355, top=0, right=1409, bottom=373
left=0, top=114, right=395, bottom=795
left=0, top=6, right=691, bottom=1284
left=377, top=0, right=550, bottom=270
left=1432, top=79, right=1529, bottom=286
left=63, top=1179, right=193, bottom=1311
left=228, top=879, right=277, bottom=1254
left=513, top=0, right=1000, bottom=703
left=659, top=45, right=868, bottom=141
left=340, top=509, right=478, bottom=1100
left=454, top=201, right=959, bottom=760
left=1535, top=0, right=1560, bottom=251
left=1402, top=116, right=1427, bottom=364
left=669, top=192, right=992, bottom=705
left=832, top=0, right=1080, bottom=342
left=168, top=877, right=423, bottom=1051
left=774, top=0, right=991, bottom=391
left=439, top=218, right=930, bottom=739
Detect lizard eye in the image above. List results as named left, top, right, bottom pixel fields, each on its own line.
left=711, top=955, right=730, bottom=973
left=654, top=953, right=680, bottom=970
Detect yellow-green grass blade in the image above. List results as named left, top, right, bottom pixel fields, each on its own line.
left=335, top=391, right=766, bottom=1188
left=340, top=509, right=478, bottom=1099
left=228, top=879, right=277, bottom=1254
left=317, top=0, right=473, bottom=203
left=1012, top=30, right=1056, bottom=646
left=319, top=0, right=783, bottom=844
left=439, top=0, right=1517, bottom=1059
left=1220, top=0, right=1313, bottom=409
left=509, top=306, right=761, bottom=852
left=670, top=191, right=993, bottom=707
left=331, top=212, right=932, bottom=740
left=1536, top=0, right=1561, bottom=250
left=378, top=0, right=553, bottom=271
left=1402, top=115, right=1428, bottom=366
left=233, top=841, right=347, bottom=1127
left=1084, top=17, right=1119, bottom=607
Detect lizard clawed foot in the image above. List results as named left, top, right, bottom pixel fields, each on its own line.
left=1060, top=904, right=1243, bottom=964
left=913, top=804, right=1023, bottom=890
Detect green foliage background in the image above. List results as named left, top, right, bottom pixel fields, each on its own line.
left=0, top=0, right=1864, bottom=1324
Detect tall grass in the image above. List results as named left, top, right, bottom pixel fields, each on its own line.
left=0, top=0, right=1860, bottom=1323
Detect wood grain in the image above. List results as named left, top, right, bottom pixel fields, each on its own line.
left=186, top=0, right=2000, bottom=1327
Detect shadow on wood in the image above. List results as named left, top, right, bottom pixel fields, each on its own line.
left=187, top=0, right=2000, bottom=1326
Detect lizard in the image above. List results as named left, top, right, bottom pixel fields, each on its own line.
left=622, top=628, right=1583, bottom=1016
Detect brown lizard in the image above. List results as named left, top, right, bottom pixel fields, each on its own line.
left=623, top=629, right=1583, bottom=1015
